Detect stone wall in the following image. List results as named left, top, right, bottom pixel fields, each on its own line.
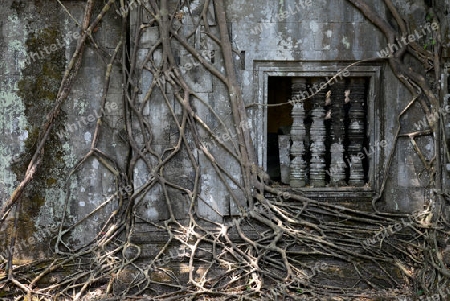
left=0, top=0, right=449, bottom=294
left=0, top=0, right=125, bottom=260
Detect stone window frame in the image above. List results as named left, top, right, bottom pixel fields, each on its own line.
left=252, top=61, right=383, bottom=198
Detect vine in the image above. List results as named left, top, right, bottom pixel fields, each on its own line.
left=0, top=0, right=449, bottom=300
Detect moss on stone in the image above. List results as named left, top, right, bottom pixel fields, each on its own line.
left=8, top=25, right=67, bottom=258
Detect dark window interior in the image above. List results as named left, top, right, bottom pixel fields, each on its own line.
left=267, top=77, right=293, bottom=182
left=267, top=76, right=370, bottom=187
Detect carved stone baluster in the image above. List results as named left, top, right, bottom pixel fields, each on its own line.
left=309, top=78, right=326, bottom=187
left=347, top=78, right=366, bottom=186
left=327, top=88, right=346, bottom=186
left=289, top=78, right=307, bottom=187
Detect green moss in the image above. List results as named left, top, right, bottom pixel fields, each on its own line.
left=46, top=178, right=57, bottom=186
left=7, top=25, right=67, bottom=258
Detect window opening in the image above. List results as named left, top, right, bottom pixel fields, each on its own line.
left=267, top=76, right=370, bottom=188
left=266, top=77, right=293, bottom=182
